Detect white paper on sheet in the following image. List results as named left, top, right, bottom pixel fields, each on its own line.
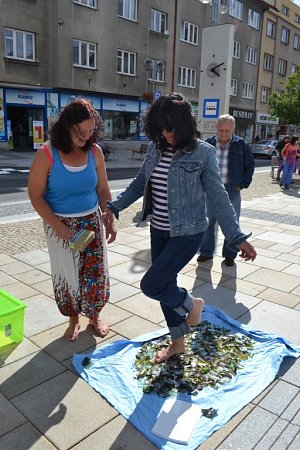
left=151, top=399, right=202, bottom=444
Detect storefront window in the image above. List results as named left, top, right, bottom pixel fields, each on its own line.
left=102, top=110, right=138, bottom=140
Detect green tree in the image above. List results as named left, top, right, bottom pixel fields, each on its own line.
left=268, top=71, right=300, bottom=125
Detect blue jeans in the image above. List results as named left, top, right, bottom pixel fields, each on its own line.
left=140, top=227, right=204, bottom=340
left=281, top=161, right=294, bottom=187
left=199, top=189, right=241, bottom=259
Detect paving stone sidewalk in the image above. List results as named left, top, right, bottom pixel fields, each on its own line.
left=0, top=171, right=300, bottom=449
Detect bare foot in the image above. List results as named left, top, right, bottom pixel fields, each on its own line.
left=186, top=297, right=205, bottom=327
left=64, top=317, right=80, bottom=341
left=89, top=316, right=109, bottom=338
left=155, top=337, right=185, bottom=363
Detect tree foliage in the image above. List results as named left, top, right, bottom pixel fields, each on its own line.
left=268, top=71, right=300, bottom=125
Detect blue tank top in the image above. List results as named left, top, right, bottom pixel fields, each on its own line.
left=44, top=147, right=98, bottom=215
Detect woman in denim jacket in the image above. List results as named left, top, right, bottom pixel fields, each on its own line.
left=103, top=93, right=256, bottom=363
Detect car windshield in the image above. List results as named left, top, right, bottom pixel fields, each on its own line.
left=256, top=140, right=273, bottom=145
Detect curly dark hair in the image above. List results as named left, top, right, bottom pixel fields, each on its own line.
left=141, top=92, right=197, bottom=151
left=48, top=98, right=104, bottom=153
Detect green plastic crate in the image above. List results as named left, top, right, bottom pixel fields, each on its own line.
left=0, top=289, right=27, bottom=347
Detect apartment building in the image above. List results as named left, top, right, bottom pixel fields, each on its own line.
left=256, top=0, right=300, bottom=140
left=0, top=0, right=295, bottom=150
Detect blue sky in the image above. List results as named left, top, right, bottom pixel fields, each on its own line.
left=292, top=0, right=300, bottom=6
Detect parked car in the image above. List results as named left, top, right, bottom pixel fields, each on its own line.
left=250, top=140, right=279, bottom=159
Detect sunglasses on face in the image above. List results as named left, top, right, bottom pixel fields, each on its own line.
left=162, top=125, right=175, bottom=133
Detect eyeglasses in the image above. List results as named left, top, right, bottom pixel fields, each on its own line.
left=169, top=94, right=184, bottom=104
left=162, top=125, right=175, bottom=133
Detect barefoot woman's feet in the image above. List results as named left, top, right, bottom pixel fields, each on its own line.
left=155, top=337, right=185, bottom=363
left=186, top=297, right=205, bottom=327
left=89, top=316, right=109, bottom=338
left=64, top=317, right=81, bottom=341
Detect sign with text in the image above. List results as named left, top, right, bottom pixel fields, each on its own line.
left=6, top=89, right=45, bottom=106
left=33, top=121, right=44, bottom=149
left=203, top=99, right=220, bottom=118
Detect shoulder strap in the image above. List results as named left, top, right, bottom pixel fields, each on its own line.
left=40, top=144, right=53, bottom=167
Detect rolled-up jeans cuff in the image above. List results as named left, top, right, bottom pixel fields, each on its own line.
left=169, top=321, right=190, bottom=340
left=174, top=292, right=193, bottom=316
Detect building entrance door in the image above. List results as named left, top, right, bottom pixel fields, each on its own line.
left=7, top=106, right=44, bottom=150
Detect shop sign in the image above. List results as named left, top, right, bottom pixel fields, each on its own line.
left=256, top=113, right=279, bottom=124
left=60, top=93, right=100, bottom=110
left=232, top=109, right=254, bottom=121
left=102, top=98, right=139, bottom=112
left=6, top=89, right=45, bottom=106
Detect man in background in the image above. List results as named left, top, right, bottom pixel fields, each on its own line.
left=198, top=114, right=255, bottom=266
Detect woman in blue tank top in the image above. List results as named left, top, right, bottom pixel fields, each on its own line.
left=28, top=98, right=116, bottom=341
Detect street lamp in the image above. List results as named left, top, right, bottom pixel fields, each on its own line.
left=144, top=58, right=165, bottom=102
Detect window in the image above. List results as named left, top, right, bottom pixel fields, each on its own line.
left=266, top=19, right=276, bottom=38
left=4, top=28, right=35, bottom=61
left=295, top=14, right=300, bottom=24
left=293, top=34, right=300, bottom=51
left=73, top=0, right=96, bottom=7
left=73, top=39, right=96, bottom=68
left=248, top=9, right=260, bottom=29
left=242, top=82, right=254, bottom=99
left=281, top=27, right=290, bottom=45
left=117, top=0, right=137, bottom=21
left=148, top=59, right=166, bottom=82
left=291, top=64, right=298, bottom=74
left=263, top=53, right=273, bottom=71
left=245, top=46, right=257, bottom=65
left=117, top=49, right=136, bottom=75
left=233, top=40, right=240, bottom=59
left=180, top=20, right=198, bottom=45
left=178, top=66, right=196, bottom=88
left=229, top=0, right=243, bottom=21
left=281, top=5, right=289, bottom=16
left=261, top=87, right=270, bottom=103
left=231, top=79, right=237, bottom=96
left=151, top=9, right=168, bottom=34
left=278, top=59, right=287, bottom=76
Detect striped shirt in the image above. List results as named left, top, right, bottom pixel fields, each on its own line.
left=215, top=138, right=231, bottom=184
left=150, top=150, right=175, bottom=230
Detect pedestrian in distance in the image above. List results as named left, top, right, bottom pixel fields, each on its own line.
left=28, top=98, right=117, bottom=341
left=275, top=135, right=290, bottom=180
left=197, top=114, right=255, bottom=267
left=102, top=93, right=256, bottom=363
left=280, top=135, right=300, bottom=190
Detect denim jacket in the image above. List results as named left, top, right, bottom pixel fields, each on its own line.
left=206, top=134, right=255, bottom=191
left=107, top=140, right=250, bottom=249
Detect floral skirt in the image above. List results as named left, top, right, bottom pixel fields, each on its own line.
left=44, top=209, right=109, bottom=318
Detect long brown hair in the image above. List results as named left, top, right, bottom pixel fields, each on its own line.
left=49, top=98, right=104, bottom=153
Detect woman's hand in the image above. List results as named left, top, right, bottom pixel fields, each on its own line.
left=102, top=209, right=117, bottom=243
left=237, top=241, right=257, bottom=262
left=53, top=222, right=73, bottom=241
left=105, top=221, right=117, bottom=244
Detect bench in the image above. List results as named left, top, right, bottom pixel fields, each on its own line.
left=132, top=143, right=148, bottom=159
